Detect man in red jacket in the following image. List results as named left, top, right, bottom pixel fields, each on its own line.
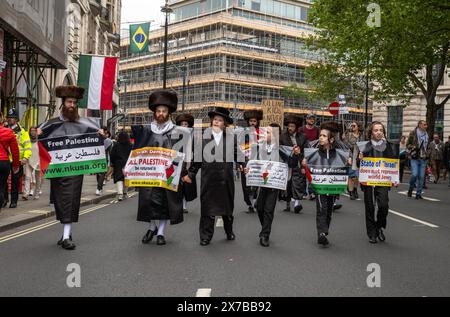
left=0, top=123, right=20, bottom=213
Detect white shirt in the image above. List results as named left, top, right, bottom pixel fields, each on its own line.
left=212, top=129, right=223, bottom=146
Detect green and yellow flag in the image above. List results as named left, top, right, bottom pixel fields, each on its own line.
left=129, top=23, right=150, bottom=54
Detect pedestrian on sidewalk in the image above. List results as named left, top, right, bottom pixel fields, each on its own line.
left=443, top=135, right=450, bottom=186
left=133, top=90, right=185, bottom=246
left=302, top=121, right=350, bottom=247
left=342, top=121, right=363, bottom=200
left=23, top=127, right=42, bottom=200
left=427, top=133, right=444, bottom=184
left=4, top=109, right=32, bottom=209
left=174, top=113, right=197, bottom=213
left=96, top=127, right=113, bottom=196
left=38, top=85, right=105, bottom=250
left=406, top=120, right=429, bottom=199
left=280, top=115, right=307, bottom=214
left=360, top=122, right=397, bottom=244
left=110, top=131, right=132, bottom=201
left=0, top=115, right=20, bottom=214
left=244, top=123, right=282, bottom=247
left=183, top=107, right=238, bottom=246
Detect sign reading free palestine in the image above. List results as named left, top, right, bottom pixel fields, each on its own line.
left=41, top=133, right=107, bottom=179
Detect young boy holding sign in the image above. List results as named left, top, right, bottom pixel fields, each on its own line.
left=359, top=121, right=398, bottom=244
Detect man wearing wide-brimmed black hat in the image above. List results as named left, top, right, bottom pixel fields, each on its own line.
left=38, top=85, right=105, bottom=250
left=183, top=107, right=239, bottom=246
left=133, top=89, right=186, bottom=246
left=238, top=109, right=264, bottom=214
left=280, top=115, right=308, bottom=214
left=174, top=113, right=197, bottom=213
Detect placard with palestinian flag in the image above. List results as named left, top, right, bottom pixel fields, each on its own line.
left=39, top=133, right=108, bottom=179
left=245, top=160, right=288, bottom=190
left=304, top=148, right=350, bottom=195
left=124, top=147, right=186, bottom=192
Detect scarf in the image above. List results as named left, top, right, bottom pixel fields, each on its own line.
left=150, top=120, right=174, bottom=135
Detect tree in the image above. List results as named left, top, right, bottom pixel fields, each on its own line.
left=287, top=0, right=450, bottom=135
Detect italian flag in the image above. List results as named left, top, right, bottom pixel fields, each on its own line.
left=77, top=54, right=118, bottom=110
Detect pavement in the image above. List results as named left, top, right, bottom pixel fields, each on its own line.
left=0, top=172, right=449, bottom=297
left=0, top=175, right=121, bottom=233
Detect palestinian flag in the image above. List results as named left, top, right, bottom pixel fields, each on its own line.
left=77, top=54, right=118, bottom=110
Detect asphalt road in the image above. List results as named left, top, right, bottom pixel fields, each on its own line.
left=0, top=179, right=449, bottom=297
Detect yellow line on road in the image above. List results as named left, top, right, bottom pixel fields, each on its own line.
left=0, top=204, right=109, bottom=244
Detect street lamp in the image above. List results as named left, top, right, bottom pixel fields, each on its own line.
left=119, top=75, right=128, bottom=130
left=161, top=0, right=173, bottom=89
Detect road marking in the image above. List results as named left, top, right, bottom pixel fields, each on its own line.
left=216, top=217, right=223, bottom=227
left=397, top=191, right=440, bottom=202
left=196, top=288, right=212, bottom=297
left=342, top=194, right=361, bottom=201
left=389, top=209, right=439, bottom=228
left=0, top=204, right=109, bottom=244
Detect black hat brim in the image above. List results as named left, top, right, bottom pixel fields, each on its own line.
left=208, top=111, right=233, bottom=124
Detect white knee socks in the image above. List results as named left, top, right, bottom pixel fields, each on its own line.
left=149, top=220, right=157, bottom=231
left=157, top=220, right=167, bottom=236
left=63, top=224, right=72, bottom=240
left=117, top=181, right=124, bottom=195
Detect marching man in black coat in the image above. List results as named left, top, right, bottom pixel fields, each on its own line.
left=175, top=113, right=197, bottom=213
left=183, top=107, right=239, bottom=246
left=280, top=115, right=308, bottom=214
left=239, top=109, right=263, bottom=213
left=38, top=85, right=105, bottom=250
left=133, top=90, right=186, bottom=246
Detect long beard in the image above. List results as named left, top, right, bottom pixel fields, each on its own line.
left=155, top=114, right=169, bottom=124
left=62, top=106, right=79, bottom=122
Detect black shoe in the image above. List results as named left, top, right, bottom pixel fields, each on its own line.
left=156, top=235, right=166, bottom=245
left=378, top=229, right=386, bottom=242
left=407, top=190, right=412, bottom=198
left=142, top=228, right=157, bottom=244
left=333, top=203, right=342, bottom=211
left=309, top=193, right=316, bottom=201
left=259, top=236, right=269, bottom=247
left=318, top=233, right=329, bottom=246
left=415, top=194, right=423, bottom=200
left=369, top=236, right=378, bottom=244
left=353, top=189, right=359, bottom=199
left=246, top=206, right=255, bottom=213
left=183, top=209, right=188, bottom=214
left=349, top=191, right=356, bottom=200
left=226, top=232, right=236, bottom=241
left=200, top=239, right=210, bottom=246
left=61, top=239, right=76, bottom=250
left=294, top=205, right=303, bottom=214
left=283, top=205, right=291, bottom=212
left=57, top=235, right=72, bottom=246
left=9, top=202, right=17, bottom=208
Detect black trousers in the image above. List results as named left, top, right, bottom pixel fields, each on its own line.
left=0, top=161, right=11, bottom=209
left=199, top=215, right=234, bottom=241
left=3, top=165, right=23, bottom=204
left=96, top=172, right=106, bottom=190
left=362, top=185, right=389, bottom=238
left=256, top=188, right=278, bottom=238
left=316, top=195, right=337, bottom=236
left=240, top=171, right=257, bottom=207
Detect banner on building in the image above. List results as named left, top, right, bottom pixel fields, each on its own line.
left=77, top=54, right=118, bottom=110
left=129, top=22, right=150, bottom=54
left=304, top=148, right=350, bottom=194
left=260, top=99, right=285, bottom=127
left=359, top=157, right=400, bottom=187
left=124, top=147, right=186, bottom=192
left=246, top=160, right=288, bottom=190
left=40, top=133, right=107, bottom=179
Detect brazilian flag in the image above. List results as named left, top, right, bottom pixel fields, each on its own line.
left=129, top=23, right=150, bottom=54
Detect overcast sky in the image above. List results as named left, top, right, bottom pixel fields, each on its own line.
left=121, top=0, right=166, bottom=37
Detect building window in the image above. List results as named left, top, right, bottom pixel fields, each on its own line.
left=387, top=106, right=403, bottom=140
left=251, top=0, right=261, bottom=11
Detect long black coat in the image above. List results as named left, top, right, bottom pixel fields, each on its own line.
left=110, top=142, right=132, bottom=183
left=132, top=124, right=187, bottom=225
left=188, top=129, right=239, bottom=217
left=280, top=131, right=308, bottom=199
left=39, top=117, right=101, bottom=224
